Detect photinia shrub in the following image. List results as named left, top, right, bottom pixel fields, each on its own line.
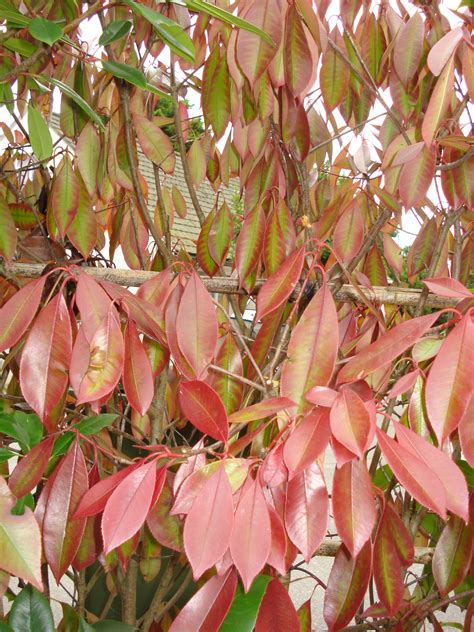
left=0, top=0, right=472, bottom=630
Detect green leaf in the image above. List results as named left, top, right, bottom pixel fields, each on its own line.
left=2, top=38, right=37, bottom=57
left=0, top=448, right=16, bottom=462
left=220, top=575, right=272, bottom=632
left=0, top=412, right=43, bottom=452
left=51, top=432, right=75, bottom=458
left=35, top=75, right=106, bottom=130
left=0, top=623, right=13, bottom=631
left=182, top=0, right=273, bottom=45
left=27, top=104, right=53, bottom=162
left=28, top=17, right=63, bottom=46
left=0, top=0, right=30, bottom=26
left=101, top=59, right=147, bottom=89
left=9, top=586, right=54, bottom=632
left=74, top=413, right=118, bottom=436
left=124, top=0, right=194, bottom=62
left=99, top=19, right=132, bottom=46
left=79, top=618, right=95, bottom=632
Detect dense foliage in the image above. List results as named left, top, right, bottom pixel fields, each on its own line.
left=0, top=0, right=473, bottom=629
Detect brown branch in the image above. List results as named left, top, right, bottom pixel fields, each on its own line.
left=438, top=146, right=474, bottom=171
left=3, top=262, right=464, bottom=309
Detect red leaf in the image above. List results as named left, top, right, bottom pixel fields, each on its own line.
left=228, top=397, right=294, bottom=425
left=375, top=428, right=446, bottom=518
left=0, top=277, right=46, bottom=353
left=179, top=380, right=229, bottom=442
left=176, top=271, right=218, bottom=379
left=337, top=312, right=439, bottom=383
left=261, top=443, right=288, bottom=488
left=297, top=599, right=312, bottom=632
left=423, top=276, right=472, bottom=299
left=9, top=436, right=54, bottom=498
left=146, top=478, right=183, bottom=552
left=459, top=396, right=474, bottom=467
left=256, top=246, right=305, bottom=321
left=388, top=369, right=420, bottom=399
left=75, top=273, right=113, bottom=342
left=324, top=541, right=372, bottom=631
left=280, top=282, right=338, bottom=411
left=432, top=516, right=473, bottom=596
left=169, top=568, right=237, bottom=632
left=230, top=477, right=271, bottom=591
left=395, top=423, right=469, bottom=521
left=333, top=204, right=365, bottom=263
left=284, top=461, right=329, bottom=563
left=19, top=293, right=72, bottom=431
left=102, top=460, right=157, bottom=554
left=283, top=410, right=331, bottom=477
left=305, top=386, right=338, bottom=407
left=330, top=390, right=374, bottom=458
left=123, top=320, right=154, bottom=415
left=425, top=313, right=474, bottom=445
left=332, top=459, right=376, bottom=557
left=42, top=441, right=88, bottom=581
left=184, top=464, right=234, bottom=579
left=74, top=464, right=136, bottom=518
left=266, top=505, right=288, bottom=575
left=255, top=578, right=300, bottom=632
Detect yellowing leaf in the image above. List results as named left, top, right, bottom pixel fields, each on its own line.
left=422, top=56, right=454, bottom=146
left=133, top=114, right=175, bottom=174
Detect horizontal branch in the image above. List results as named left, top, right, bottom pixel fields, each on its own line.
left=312, top=539, right=433, bottom=564
left=5, top=262, right=460, bottom=309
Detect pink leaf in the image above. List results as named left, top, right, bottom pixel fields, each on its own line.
left=423, top=276, right=471, bottom=299
left=228, top=397, right=294, bottom=425
left=427, top=27, right=463, bottom=76
left=0, top=277, right=46, bottom=353
left=123, top=320, right=154, bottom=415
left=330, top=390, right=374, bottom=458
left=255, top=578, right=300, bottom=632
left=283, top=410, right=331, bottom=478
left=184, top=465, right=234, bottom=579
left=256, top=246, right=305, bottom=321
left=230, top=477, right=271, bottom=591
left=179, top=380, right=229, bottom=442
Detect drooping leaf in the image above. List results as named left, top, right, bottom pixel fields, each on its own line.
left=393, top=13, right=424, bottom=85
left=76, top=122, right=101, bottom=197
left=133, top=114, right=175, bottom=174
left=19, top=293, right=72, bottom=431
left=333, top=203, right=365, bottom=263
left=324, top=541, right=372, bottom=631
left=228, top=397, right=294, bottom=425
left=202, top=46, right=231, bottom=139
left=422, top=55, right=454, bottom=146
left=284, top=4, right=313, bottom=97
left=50, top=155, right=80, bottom=237
left=179, top=380, right=228, bottom=442
left=184, top=464, right=234, bottom=579
left=256, top=246, right=305, bottom=321
left=399, top=145, right=436, bottom=209
left=395, top=423, right=469, bottom=520
left=423, top=277, right=471, bottom=299
left=102, top=460, right=157, bottom=554
left=208, top=202, right=233, bottom=267
left=123, top=320, right=154, bottom=416
left=8, top=585, right=54, bottom=632
left=146, top=478, right=183, bottom=551
left=99, top=19, right=132, bottom=46
left=169, top=568, right=237, bottom=632
left=101, top=59, right=147, bottom=89
left=337, top=312, right=439, bottom=383
left=0, top=195, right=17, bottom=262
left=74, top=465, right=136, bottom=519
left=284, top=461, right=329, bottom=563
left=230, top=478, right=271, bottom=591
left=425, top=313, right=473, bottom=445
left=427, top=27, right=463, bottom=76
left=220, top=575, right=272, bottom=632
left=320, top=30, right=350, bottom=110
left=28, top=17, right=62, bottom=46
left=66, top=176, right=98, bottom=259
left=332, top=459, right=376, bottom=557
left=375, top=428, right=446, bottom=518
left=209, top=333, right=244, bottom=415
left=9, top=436, right=54, bottom=498
left=283, top=409, right=331, bottom=477
left=235, top=206, right=266, bottom=290
left=42, top=441, right=88, bottom=581
left=254, top=578, right=300, bottom=632
left=432, top=516, right=473, bottom=596
left=27, top=103, right=53, bottom=162
left=280, top=281, right=338, bottom=411
left=0, top=478, right=42, bottom=590
left=73, top=413, right=118, bottom=436
left=330, top=389, right=374, bottom=459
left=41, top=76, right=105, bottom=129
left=176, top=271, right=218, bottom=379
left=0, top=277, right=46, bottom=353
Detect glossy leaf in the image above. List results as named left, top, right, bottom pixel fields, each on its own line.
left=169, top=568, right=237, bottom=632
left=324, top=541, right=372, bottom=631
left=176, top=271, right=218, bottom=379
left=146, top=478, right=183, bottom=551
left=337, top=312, right=439, bottom=383
left=256, top=246, right=305, bottom=321
left=9, top=436, right=54, bottom=498
left=179, top=380, right=228, bottom=441
left=280, top=282, right=338, bottom=411
left=209, top=333, right=244, bottom=415
left=423, top=277, right=471, bottom=299
left=284, top=4, right=313, bottom=97
left=332, top=459, right=376, bottom=557
left=208, top=202, right=233, bottom=267
left=184, top=464, right=234, bottom=579
left=254, top=578, right=300, bottom=632
left=9, top=586, right=54, bottom=632
left=285, top=461, right=329, bottom=563
left=228, top=397, right=294, bottom=425
left=220, top=575, right=272, bottom=632
left=74, top=465, right=136, bottom=519
left=330, top=389, right=374, bottom=458
left=235, top=206, right=266, bottom=289
left=376, top=428, right=446, bottom=518
left=395, top=423, right=469, bottom=520
left=27, top=103, right=53, bottom=162
left=283, top=409, right=331, bottom=477
left=51, top=155, right=80, bottom=237
left=427, top=27, right=463, bottom=76
left=425, top=314, right=474, bottom=445
left=0, top=277, right=46, bottom=353
left=422, top=56, right=454, bottom=146
left=230, top=477, right=271, bottom=591
left=19, top=293, right=72, bottom=430
left=432, top=516, right=473, bottom=596
left=0, top=478, right=42, bottom=590
left=99, top=19, right=132, bottom=46
left=42, top=442, right=88, bottom=581
left=102, top=460, right=157, bottom=554
left=123, top=320, right=154, bottom=415
left=28, top=17, right=62, bottom=45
